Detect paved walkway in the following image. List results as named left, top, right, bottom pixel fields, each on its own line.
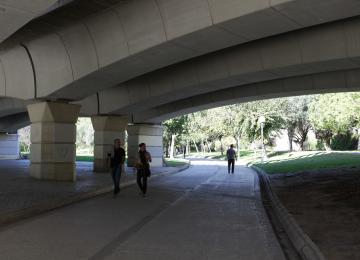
left=0, top=160, right=184, bottom=225
left=0, top=160, right=285, bottom=260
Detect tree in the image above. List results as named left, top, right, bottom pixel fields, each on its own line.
left=163, top=116, right=188, bottom=158
left=283, top=96, right=313, bottom=151
left=309, top=93, right=360, bottom=150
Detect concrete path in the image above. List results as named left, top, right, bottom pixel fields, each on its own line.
left=0, top=160, right=183, bottom=225
left=0, top=160, right=285, bottom=260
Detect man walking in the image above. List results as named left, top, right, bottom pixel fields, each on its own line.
left=110, top=139, right=126, bottom=196
left=226, top=144, right=237, bottom=174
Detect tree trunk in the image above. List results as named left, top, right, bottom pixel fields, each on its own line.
left=205, top=140, right=211, bottom=153
left=170, top=134, right=176, bottom=159
left=192, top=138, right=199, bottom=153
left=324, top=138, right=332, bottom=151
left=220, top=137, right=224, bottom=156
left=186, top=140, right=190, bottom=155
left=235, top=136, right=241, bottom=159
left=287, top=128, right=295, bottom=152
left=165, top=143, right=169, bottom=158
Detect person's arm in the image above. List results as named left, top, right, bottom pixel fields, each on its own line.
left=121, top=148, right=126, bottom=164
left=146, top=152, right=152, bottom=163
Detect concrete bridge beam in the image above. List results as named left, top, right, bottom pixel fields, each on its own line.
left=27, top=102, right=80, bottom=181
left=127, top=124, right=163, bottom=168
left=91, top=116, right=128, bottom=172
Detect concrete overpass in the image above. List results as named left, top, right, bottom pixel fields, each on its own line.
left=1, top=0, right=360, bottom=181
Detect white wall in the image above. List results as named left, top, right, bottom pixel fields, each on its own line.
left=0, top=134, right=19, bottom=159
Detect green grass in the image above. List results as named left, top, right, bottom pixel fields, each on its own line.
left=76, top=155, right=94, bottom=162
left=164, top=158, right=189, bottom=167
left=251, top=151, right=360, bottom=174
left=188, top=150, right=256, bottom=160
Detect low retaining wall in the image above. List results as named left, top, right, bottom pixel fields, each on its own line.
left=251, top=165, right=326, bottom=260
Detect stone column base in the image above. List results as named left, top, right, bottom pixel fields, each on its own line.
left=27, top=102, right=80, bottom=181
left=127, top=124, right=163, bottom=167
left=91, top=116, right=128, bottom=172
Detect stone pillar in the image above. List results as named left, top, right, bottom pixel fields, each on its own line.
left=91, top=116, right=128, bottom=172
left=27, top=102, right=80, bottom=181
left=127, top=124, right=163, bottom=167
left=0, top=133, right=19, bottom=159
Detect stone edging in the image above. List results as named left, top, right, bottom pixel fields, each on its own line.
left=0, top=163, right=190, bottom=227
left=250, top=165, right=326, bottom=260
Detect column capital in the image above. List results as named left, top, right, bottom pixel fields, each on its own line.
left=127, top=123, right=163, bottom=136
left=91, top=115, right=128, bottom=131
left=27, top=101, right=81, bottom=124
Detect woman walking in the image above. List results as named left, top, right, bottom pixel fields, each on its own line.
left=135, top=143, right=152, bottom=197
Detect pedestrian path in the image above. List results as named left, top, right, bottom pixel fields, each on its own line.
left=0, top=160, right=184, bottom=225
left=0, top=160, right=285, bottom=260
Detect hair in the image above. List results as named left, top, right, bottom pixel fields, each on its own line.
left=138, top=142, right=146, bottom=148
left=114, top=139, right=120, bottom=144
left=230, top=144, right=234, bottom=148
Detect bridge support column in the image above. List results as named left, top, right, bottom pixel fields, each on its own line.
left=127, top=124, right=163, bottom=167
left=91, top=116, right=128, bottom=172
left=27, top=102, right=81, bottom=181
left=0, top=133, right=19, bottom=159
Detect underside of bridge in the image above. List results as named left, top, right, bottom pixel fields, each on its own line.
left=1, top=0, right=360, bottom=180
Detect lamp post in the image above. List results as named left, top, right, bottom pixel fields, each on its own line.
left=259, top=116, right=267, bottom=162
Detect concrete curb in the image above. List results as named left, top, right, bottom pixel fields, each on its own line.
left=0, top=164, right=190, bottom=227
left=250, top=165, right=326, bottom=260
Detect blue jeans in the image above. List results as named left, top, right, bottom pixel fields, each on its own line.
left=112, top=165, right=122, bottom=193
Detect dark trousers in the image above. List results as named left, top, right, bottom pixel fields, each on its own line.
left=228, top=159, right=235, bottom=173
left=137, top=170, right=148, bottom=194
left=112, top=165, right=122, bottom=193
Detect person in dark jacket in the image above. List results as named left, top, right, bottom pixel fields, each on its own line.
left=111, top=139, right=126, bottom=196
left=226, top=144, right=237, bottom=174
left=135, top=143, right=152, bottom=197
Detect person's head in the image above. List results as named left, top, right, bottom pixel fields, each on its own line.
left=114, top=139, right=121, bottom=148
left=230, top=144, right=234, bottom=148
left=139, top=142, right=146, bottom=152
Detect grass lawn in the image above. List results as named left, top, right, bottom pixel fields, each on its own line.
left=164, top=158, right=189, bottom=167
left=188, top=150, right=256, bottom=160
left=251, top=151, right=360, bottom=174
left=76, top=155, right=94, bottom=162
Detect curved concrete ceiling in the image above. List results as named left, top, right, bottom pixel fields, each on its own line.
left=1, top=0, right=360, bottom=102
left=133, top=68, right=360, bottom=123
left=0, top=0, right=61, bottom=43
left=79, top=17, right=360, bottom=117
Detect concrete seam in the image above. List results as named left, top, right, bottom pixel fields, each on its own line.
left=154, top=0, right=169, bottom=41
left=341, top=20, right=359, bottom=82
left=110, top=8, right=131, bottom=56
left=96, top=92, right=100, bottom=115
left=19, top=43, right=37, bottom=99
left=0, top=56, right=6, bottom=96
left=81, top=20, right=100, bottom=69
left=204, top=0, right=215, bottom=25
left=269, top=4, right=302, bottom=27
left=251, top=165, right=326, bottom=260
left=54, top=31, right=75, bottom=81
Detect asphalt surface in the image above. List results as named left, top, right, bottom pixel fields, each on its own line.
left=0, top=160, right=285, bottom=260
